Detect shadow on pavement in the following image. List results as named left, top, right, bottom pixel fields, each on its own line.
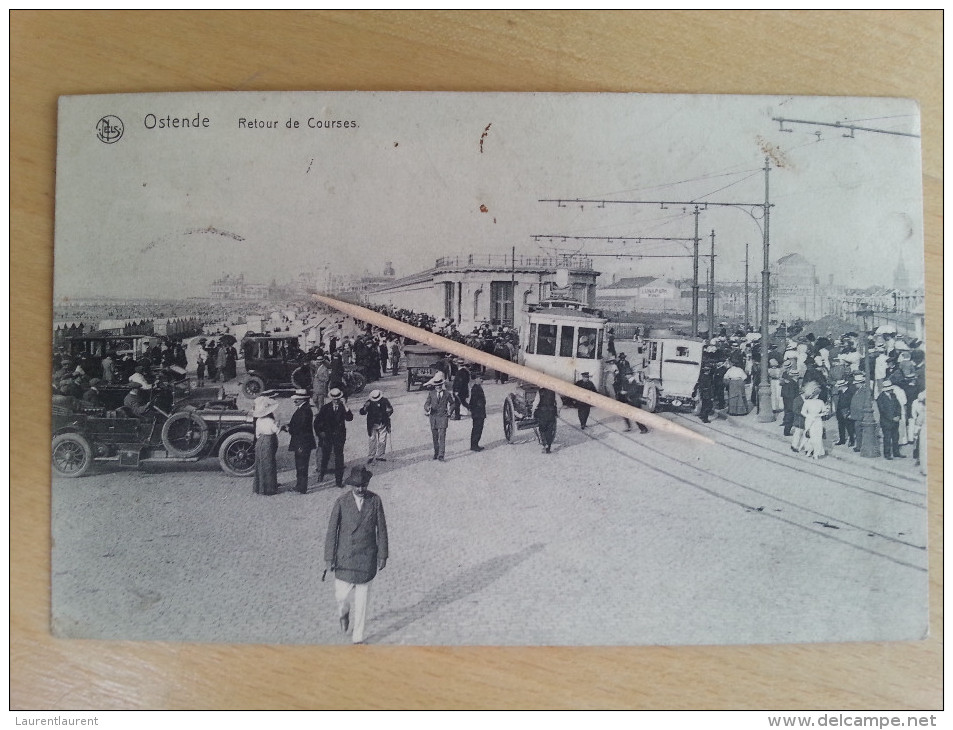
left=368, top=541, right=546, bottom=643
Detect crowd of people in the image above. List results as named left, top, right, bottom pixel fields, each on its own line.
left=686, top=326, right=927, bottom=468
left=51, top=337, right=193, bottom=409
left=53, top=298, right=930, bottom=644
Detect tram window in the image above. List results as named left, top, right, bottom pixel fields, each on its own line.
left=560, top=326, right=575, bottom=357
left=537, top=324, right=557, bottom=356
left=527, top=324, right=538, bottom=355
left=675, top=346, right=690, bottom=357
left=577, top=327, right=597, bottom=359
left=596, top=329, right=604, bottom=359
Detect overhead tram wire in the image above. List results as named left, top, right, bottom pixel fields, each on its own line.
left=772, top=116, right=920, bottom=139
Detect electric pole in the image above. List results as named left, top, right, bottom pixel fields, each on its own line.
left=707, top=229, right=715, bottom=337
left=758, top=157, right=774, bottom=422
left=692, top=207, right=700, bottom=337
left=744, top=243, right=750, bottom=331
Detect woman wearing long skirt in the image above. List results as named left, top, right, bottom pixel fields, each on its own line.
left=253, top=397, right=281, bottom=496
left=724, top=364, right=750, bottom=415
left=801, top=390, right=827, bottom=460
left=534, top=388, right=558, bottom=453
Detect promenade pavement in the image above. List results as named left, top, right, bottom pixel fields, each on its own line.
left=51, top=355, right=928, bottom=647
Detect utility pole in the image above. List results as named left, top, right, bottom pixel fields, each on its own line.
left=510, top=245, right=516, bottom=327
left=707, top=229, right=716, bottom=338
left=744, top=243, right=750, bottom=331
left=758, top=157, right=774, bottom=423
left=692, top=206, right=700, bottom=337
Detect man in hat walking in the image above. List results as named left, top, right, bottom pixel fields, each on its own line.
left=424, top=372, right=456, bottom=461
left=314, top=387, right=354, bottom=487
left=573, top=372, right=597, bottom=429
left=325, top=466, right=388, bottom=645
left=288, top=390, right=316, bottom=494
left=359, top=389, right=394, bottom=464
left=468, top=371, right=486, bottom=451
left=451, top=359, right=470, bottom=420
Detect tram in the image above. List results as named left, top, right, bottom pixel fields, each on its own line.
left=502, top=295, right=608, bottom=442
left=521, top=297, right=608, bottom=391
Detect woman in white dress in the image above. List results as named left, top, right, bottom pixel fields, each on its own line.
left=800, top=386, right=827, bottom=460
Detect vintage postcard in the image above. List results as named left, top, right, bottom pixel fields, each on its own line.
left=52, top=92, right=927, bottom=645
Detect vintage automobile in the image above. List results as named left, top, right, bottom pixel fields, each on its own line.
left=51, top=379, right=257, bottom=479
left=403, top=344, right=449, bottom=391
left=240, top=333, right=366, bottom=399
left=636, top=331, right=704, bottom=413
left=62, top=334, right=158, bottom=380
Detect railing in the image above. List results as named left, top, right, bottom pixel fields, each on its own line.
left=434, top=254, right=593, bottom=270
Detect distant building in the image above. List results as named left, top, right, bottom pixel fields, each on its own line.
left=771, top=253, right=819, bottom=322
left=832, top=285, right=925, bottom=340
left=595, top=276, right=687, bottom=314
left=209, top=273, right=273, bottom=300
left=365, top=253, right=599, bottom=333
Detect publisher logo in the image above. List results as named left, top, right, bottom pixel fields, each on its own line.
left=96, top=115, right=124, bottom=144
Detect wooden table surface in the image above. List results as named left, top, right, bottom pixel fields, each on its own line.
left=11, top=10, right=942, bottom=710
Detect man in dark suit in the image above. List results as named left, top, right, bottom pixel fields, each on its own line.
left=314, top=387, right=354, bottom=487
left=424, top=373, right=457, bottom=461
left=573, top=371, right=597, bottom=429
left=359, top=389, right=394, bottom=464
left=468, top=371, right=487, bottom=451
left=876, top=379, right=905, bottom=460
left=451, top=360, right=471, bottom=420
left=325, top=466, right=388, bottom=644
left=287, top=390, right=316, bottom=493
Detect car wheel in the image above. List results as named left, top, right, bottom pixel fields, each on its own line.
left=241, top=376, right=264, bottom=400
left=643, top=384, right=659, bottom=413
left=218, top=431, right=256, bottom=477
left=52, top=433, right=93, bottom=478
left=161, top=410, right=210, bottom=458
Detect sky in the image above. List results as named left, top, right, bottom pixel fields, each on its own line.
left=53, top=92, right=924, bottom=300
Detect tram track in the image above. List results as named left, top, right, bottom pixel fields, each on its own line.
left=564, top=413, right=927, bottom=573
left=669, top=410, right=924, bottom=492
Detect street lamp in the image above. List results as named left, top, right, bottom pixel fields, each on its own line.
left=855, top=307, right=880, bottom=458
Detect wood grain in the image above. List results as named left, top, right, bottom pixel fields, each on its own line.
left=11, top=10, right=941, bottom=710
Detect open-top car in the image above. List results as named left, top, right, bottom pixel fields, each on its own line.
left=51, top=378, right=257, bottom=478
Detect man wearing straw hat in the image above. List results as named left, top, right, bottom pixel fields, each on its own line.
left=359, top=389, right=394, bottom=465
left=423, top=372, right=456, bottom=461
left=324, top=465, right=388, bottom=644
left=314, top=387, right=354, bottom=487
